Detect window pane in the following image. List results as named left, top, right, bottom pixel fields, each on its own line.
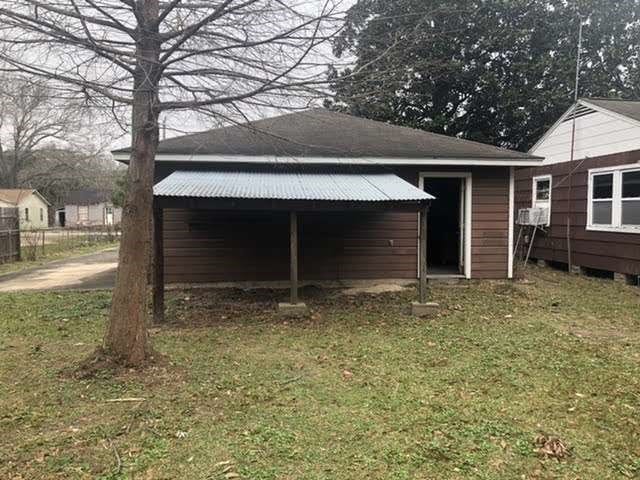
left=536, top=179, right=550, bottom=200
left=592, top=201, right=612, bottom=225
left=622, top=200, right=640, bottom=225
left=593, top=174, right=613, bottom=199
left=622, top=171, right=640, bottom=198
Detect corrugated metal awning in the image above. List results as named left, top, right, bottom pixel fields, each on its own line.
left=154, top=170, right=434, bottom=203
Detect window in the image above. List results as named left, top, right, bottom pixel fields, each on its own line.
left=591, top=173, right=613, bottom=225
left=588, top=166, right=640, bottom=233
left=532, top=175, right=552, bottom=225
left=24, top=208, right=29, bottom=221
left=622, top=171, right=640, bottom=226
left=78, top=205, right=89, bottom=224
left=40, top=208, right=44, bottom=222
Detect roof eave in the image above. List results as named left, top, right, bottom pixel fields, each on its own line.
left=112, top=152, right=543, bottom=166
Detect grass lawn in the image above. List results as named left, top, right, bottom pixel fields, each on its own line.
left=0, top=267, right=639, bottom=479
left=0, top=241, right=119, bottom=276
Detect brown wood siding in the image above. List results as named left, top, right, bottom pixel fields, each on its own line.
left=471, top=167, right=510, bottom=279
left=157, top=165, right=512, bottom=283
left=515, top=149, right=640, bottom=275
left=163, top=209, right=419, bottom=283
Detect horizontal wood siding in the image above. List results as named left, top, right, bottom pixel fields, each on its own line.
left=163, top=209, right=418, bottom=283
left=515, top=149, right=640, bottom=275
left=157, top=165, right=512, bottom=283
left=471, top=167, right=510, bottom=279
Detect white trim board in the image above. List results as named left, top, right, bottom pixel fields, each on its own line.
left=113, top=152, right=542, bottom=167
left=418, top=172, right=473, bottom=279
left=508, top=167, right=515, bottom=279
left=531, top=174, right=552, bottom=227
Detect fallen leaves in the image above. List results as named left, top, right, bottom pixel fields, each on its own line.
left=534, top=434, right=571, bottom=460
left=211, top=460, right=241, bottom=479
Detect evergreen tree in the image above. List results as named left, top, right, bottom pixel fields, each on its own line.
left=329, top=0, right=640, bottom=150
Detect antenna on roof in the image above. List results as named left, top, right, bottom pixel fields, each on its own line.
left=573, top=20, right=583, bottom=103
left=567, top=16, right=584, bottom=274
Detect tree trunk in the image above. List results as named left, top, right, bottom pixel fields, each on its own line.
left=103, top=0, right=160, bottom=366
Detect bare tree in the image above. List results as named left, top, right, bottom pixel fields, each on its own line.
left=0, top=1, right=344, bottom=366
left=0, top=77, right=86, bottom=188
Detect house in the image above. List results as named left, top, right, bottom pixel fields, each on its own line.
left=62, top=190, right=122, bottom=227
left=515, top=98, right=640, bottom=284
left=112, top=109, right=542, bottom=316
left=0, top=189, right=50, bottom=229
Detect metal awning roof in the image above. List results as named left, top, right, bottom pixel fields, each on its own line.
left=154, top=170, right=434, bottom=203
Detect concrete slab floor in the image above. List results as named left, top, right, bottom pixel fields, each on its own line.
left=411, top=302, right=440, bottom=317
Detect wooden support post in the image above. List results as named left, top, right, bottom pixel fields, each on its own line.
left=419, top=204, right=428, bottom=304
left=153, top=206, right=165, bottom=323
left=290, top=211, right=299, bottom=305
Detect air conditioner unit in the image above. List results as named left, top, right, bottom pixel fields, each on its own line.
left=517, top=207, right=548, bottom=226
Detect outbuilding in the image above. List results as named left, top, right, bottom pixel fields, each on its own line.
left=113, top=109, right=542, bottom=311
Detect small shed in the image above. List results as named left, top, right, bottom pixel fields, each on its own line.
left=63, top=190, right=122, bottom=227
left=112, top=109, right=543, bottom=310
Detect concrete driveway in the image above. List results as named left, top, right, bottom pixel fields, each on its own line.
left=0, top=248, right=118, bottom=293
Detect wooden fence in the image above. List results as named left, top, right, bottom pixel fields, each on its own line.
left=0, top=208, right=20, bottom=264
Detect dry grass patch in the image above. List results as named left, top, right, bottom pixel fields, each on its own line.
left=1, top=267, right=639, bottom=479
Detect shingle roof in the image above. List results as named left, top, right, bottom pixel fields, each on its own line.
left=582, top=98, right=640, bottom=123
left=117, top=109, right=539, bottom=161
left=0, top=189, right=39, bottom=205
left=154, top=170, right=434, bottom=203
left=64, top=190, right=111, bottom=205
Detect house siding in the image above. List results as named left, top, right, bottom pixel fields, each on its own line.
left=533, top=107, right=640, bottom=166
left=65, top=203, right=122, bottom=227
left=18, top=194, right=49, bottom=229
left=515, top=149, right=640, bottom=275
left=471, top=167, right=510, bottom=279
left=156, top=164, right=513, bottom=283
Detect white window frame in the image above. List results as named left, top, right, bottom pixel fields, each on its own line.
left=587, top=164, right=640, bottom=234
left=531, top=174, right=552, bottom=226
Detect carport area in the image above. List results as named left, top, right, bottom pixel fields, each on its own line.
left=152, top=169, right=436, bottom=321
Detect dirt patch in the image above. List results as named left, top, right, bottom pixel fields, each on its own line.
left=68, top=347, right=170, bottom=380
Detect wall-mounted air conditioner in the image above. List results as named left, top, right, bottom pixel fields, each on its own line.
left=517, top=207, right=548, bottom=226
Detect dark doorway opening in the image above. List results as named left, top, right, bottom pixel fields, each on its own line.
left=423, top=177, right=462, bottom=275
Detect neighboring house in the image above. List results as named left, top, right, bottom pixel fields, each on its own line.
left=0, top=189, right=50, bottom=229
left=63, top=190, right=122, bottom=227
left=516, top=98, right=640, bottom=282
left=112, top=109, right=542, bottom=287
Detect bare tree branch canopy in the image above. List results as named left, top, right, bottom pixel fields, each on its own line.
left=0, top=76, right=91, bottom=188
left=0, top=1, right=344, bottom=113
left=0, top=0, right=346, bottom=367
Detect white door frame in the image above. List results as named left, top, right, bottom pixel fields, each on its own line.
left=418, top=172, right=473, bottom=279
